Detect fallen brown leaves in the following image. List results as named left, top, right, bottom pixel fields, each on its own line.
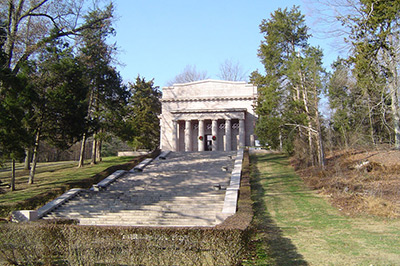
left=295, top=149, right=400, bottom=218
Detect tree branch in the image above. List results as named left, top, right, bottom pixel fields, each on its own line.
left=20, top=12, right=59, bottom=29
left=285, top=123, right=318, bottom=134
left=12, top=12, right=111, bottom=74
left=19, top=0, right=49, bottom=23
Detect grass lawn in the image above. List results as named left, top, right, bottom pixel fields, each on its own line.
left=0, top=156, right=140, bottom=217
left=248, top=151, right=400, bottom=266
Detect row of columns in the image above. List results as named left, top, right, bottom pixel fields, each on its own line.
left=172, top=119, right=245, bottom=152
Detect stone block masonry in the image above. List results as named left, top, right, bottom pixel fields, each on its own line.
left=40, top=151, right=238, bottom=227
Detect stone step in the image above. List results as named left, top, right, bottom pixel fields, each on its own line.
left=52, top=202, right=223, bottom=211
left=57, top=199, right=224, bottom=207
left=41, top=151, right=237, bottom=226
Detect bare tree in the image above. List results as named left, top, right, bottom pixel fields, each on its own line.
left=217, top=59, right=247, bottom=81
left=1, top=0, right=113, bottom=73
left=304, top=0, right=362, bottom=55
left=166, top=65, right=209, bottom=85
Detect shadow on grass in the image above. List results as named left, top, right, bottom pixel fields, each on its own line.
left=249, top=154, right=308, bottom=266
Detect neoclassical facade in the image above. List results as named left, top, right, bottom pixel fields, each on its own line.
left=160, top=80, right=257, bottom=152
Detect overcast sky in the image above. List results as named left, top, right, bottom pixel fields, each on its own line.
left=110, top=0, right=345, bottom=88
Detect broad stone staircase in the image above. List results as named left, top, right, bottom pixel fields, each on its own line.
left=42, top=151, right=236, bottom=227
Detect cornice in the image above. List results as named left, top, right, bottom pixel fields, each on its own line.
left=171, top=108, right=247, bottom=114
left=161, top=96, right=257, bottom=102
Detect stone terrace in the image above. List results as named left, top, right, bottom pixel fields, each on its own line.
left=42, top=151, right=236, bottom=227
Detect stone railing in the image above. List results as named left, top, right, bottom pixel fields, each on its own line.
left=217, top=149, right=244, bottom=222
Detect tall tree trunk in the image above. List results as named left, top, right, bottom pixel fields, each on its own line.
left=367, top=101, right=376, bottom=146
left=341, top=127, right=348, bottom=150
left=28, top=130, right=40, bottom=184
left=77, top=133, right=87, bottom=168
left=79, top=81, right=96, bottom=167
left=96, top=138, right=102, bottom=162
left=389, top=82, right=400, bottom=149
left=301, top=78, right=314, bottom=166
left=11, top=159, right=16, bottom=191
left=313, top=89, right=325, bottom=168
left=386, top=34, right=400, bottom=149
left=24, top=148, right=31, bottom=170
left=91, top=132, right=97, bottom=165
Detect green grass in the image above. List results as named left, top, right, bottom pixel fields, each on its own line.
left=0, top=156, right=140, bottom=216
left=248, top=151, right=400, bottom=265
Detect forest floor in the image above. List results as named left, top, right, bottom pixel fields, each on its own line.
left=296, top=148, right=400, bottom=218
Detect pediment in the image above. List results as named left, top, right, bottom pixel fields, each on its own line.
left=162, top=79, right=256, bottom=100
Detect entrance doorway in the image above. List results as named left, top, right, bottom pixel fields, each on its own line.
left=205, top=134, right=212, bottom=151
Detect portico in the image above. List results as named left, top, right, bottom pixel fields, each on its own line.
left=160, top=80, right=257, bottom=152
left=171, top=109, right=246, bottom=152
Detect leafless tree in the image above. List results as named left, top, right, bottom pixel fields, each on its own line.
left=304, top=0, right=362, bottom=55
left=1, top=0, right=113, bottom=72
left=166, top=65, right=209, bottom=85
left=217, top=59, right=247, bottom=81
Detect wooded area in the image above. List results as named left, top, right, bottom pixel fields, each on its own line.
left=0, top=0, right=161, bottom=191
left=253, top=1, right=400, bottom=168
left=1, top=0, right=400, bottom=191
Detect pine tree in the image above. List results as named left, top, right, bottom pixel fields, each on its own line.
left=349, top=0, right=400, bottom=148
left=25, top=38, right=88, bottom=184
left=253, top=6, right=326, bottom=167
left=77, top=4, right=128, bottom=167
left=0, top=23, right=30, bottom=190
left=124, top=76, right=161, bottom=151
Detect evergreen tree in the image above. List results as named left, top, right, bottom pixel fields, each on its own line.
left=328, top=59, right=354, bottom=148
left=253, top=6, right=326, bottom=167
left=0, top=23, right=31, bottom=190
left=124, top=76, right=161, bottom=150
left=76, top=4, right=128, bottom=167
left=349, top=0, right=400, bottom=148
left=26, top=38, right=88, bottom=184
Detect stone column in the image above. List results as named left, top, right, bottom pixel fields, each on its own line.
left=225, top=119, right=232, bottom=151
left=212, top=119, right=218, bottom=151
left=172, top=120, right=178, bottom=151
left=185, top=120, right=192, bottom=151
left=239, top=119, right=245, bottom=148
left=198, top=119, right=205, bottom=151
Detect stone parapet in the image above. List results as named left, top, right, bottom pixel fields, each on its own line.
left=219, top=149, right=244, bottom=221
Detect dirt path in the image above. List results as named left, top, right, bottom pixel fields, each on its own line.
left=248, top=151, right=400, bottom=265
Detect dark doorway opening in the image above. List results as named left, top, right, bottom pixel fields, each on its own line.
left=205, top=134, right=212, bottom=151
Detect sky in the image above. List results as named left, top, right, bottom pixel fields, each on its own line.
left=110, top=0, right=344, bottom=88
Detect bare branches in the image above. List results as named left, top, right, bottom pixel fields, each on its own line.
left=1, top=0, right=113, bottom=72
left=167, top=65, right=209, bottom=85
left=217, top=59, right=247, bottom=81
left=19, top=0, right=49, bottom=23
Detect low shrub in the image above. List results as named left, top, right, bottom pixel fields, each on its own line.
left=0, top=224, right=249, bottom=265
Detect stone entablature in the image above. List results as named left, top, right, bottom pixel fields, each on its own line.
left=161, top=96, right=256, bottom=102
left=160, top=79, right=257, bottom=152
left=171, top=108, right=246, bottom=120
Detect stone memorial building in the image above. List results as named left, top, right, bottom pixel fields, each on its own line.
left=160, top=79, right=257, bottom=151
